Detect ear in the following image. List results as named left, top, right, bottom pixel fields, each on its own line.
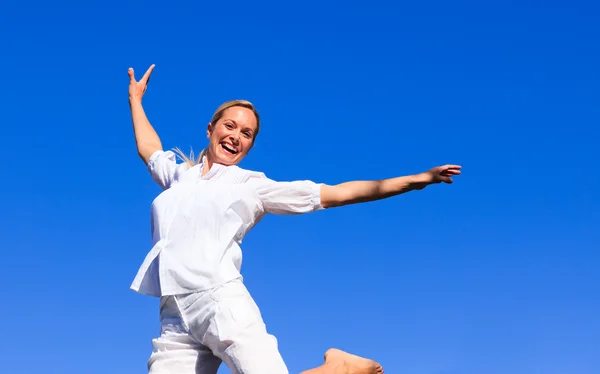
left=206, top=122, right=212, bottom=139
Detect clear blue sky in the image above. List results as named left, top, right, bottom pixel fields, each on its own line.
left=1, top=1, right=598, bottom=373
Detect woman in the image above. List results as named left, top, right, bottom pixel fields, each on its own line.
left=128, top=64, right=461, bottom=374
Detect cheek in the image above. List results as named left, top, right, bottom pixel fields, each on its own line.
left=210, top=131, right=223, bottom=144
left=242, top=139, right=254, bottom=153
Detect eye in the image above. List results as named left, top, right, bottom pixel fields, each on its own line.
left=243, top=131, right=252, bottom=138
left=224, top=123, right=234, bottom=129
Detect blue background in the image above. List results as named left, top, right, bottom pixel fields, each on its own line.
left=1, top=1, right=599, bottom=373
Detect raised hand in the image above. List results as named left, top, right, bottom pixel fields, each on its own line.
left=423, top=164, right=462, bottom=185
left=128, top=64, right=155, bottom=103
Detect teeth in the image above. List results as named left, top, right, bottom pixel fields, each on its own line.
left=222, top=143, right=237, bottom=154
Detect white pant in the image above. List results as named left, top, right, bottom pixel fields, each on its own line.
left=147, top=279, right=289, bottom=374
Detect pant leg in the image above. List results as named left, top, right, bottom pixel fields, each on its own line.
left=178, top=280, right=289, bottom=374
left=148, top=296, right=222, bottom=374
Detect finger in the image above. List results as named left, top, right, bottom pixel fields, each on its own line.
left=128, top=67, right=136, bottom=83
left=141, top=64, right=155, bottom=84
left=442, top=169, right=461, bottom=176
left=441, top=176, right=453, bottom=184
left=442, top=164, right=461, bottom=170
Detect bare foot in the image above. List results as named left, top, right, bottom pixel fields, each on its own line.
left=324, top=348, right=384, bottom=374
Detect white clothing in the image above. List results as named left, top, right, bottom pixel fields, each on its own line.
left=148, top=279, right=288, bottom=374
left=130, top=149, right=323, bottom=296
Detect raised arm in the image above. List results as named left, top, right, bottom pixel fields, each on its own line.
left=128, top=64, right=162, bottom=165
left=320, top=165, right=462, bottom=208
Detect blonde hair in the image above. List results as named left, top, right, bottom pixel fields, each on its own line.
left=174, top=100, right=260, bottom=166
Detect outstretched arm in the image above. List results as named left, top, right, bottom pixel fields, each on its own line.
left=129, top=64, right=162, bottom=165
left=320, top=165, right=461, bottom=208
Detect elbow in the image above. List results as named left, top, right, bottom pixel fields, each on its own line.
left=320, top=181, right=384, bottom=209
left=319, top=184, right=351, bottom=209
left=320, top=200, right=337, bottom=209
left=319, top=185, right=334, bottom=209
left=320, top=199, right=333, bottom=209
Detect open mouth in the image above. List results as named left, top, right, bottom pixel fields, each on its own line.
left=221, top=142, right=239, bottom=155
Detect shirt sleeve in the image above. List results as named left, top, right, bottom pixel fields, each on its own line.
left=249, top=174, right=324, bottom=215
left=147, top=150, right=188, bottom=190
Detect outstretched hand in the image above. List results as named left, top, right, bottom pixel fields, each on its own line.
left=422, top=164, right=462, bottom=185
left=128, top=64, right=155, bottom=103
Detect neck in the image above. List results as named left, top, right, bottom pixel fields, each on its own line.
left=202, top=151, right=213, bottom=176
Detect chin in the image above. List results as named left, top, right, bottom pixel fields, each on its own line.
left=215, top=152, right=242, bottom=165
left=219, top=159, right=237, bottom=166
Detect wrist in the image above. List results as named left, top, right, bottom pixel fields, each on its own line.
left=129, top=97, right=143, bottom=108
left=411, top=172, right=432, bottom=190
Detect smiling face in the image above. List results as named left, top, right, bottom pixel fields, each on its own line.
left=206, top=105, right=258, bottom=166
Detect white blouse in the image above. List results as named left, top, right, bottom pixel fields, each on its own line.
left=130, top=150, right=324, bottom=297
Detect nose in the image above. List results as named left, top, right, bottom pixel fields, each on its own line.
left=229, top=133, right=240, bottom=145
